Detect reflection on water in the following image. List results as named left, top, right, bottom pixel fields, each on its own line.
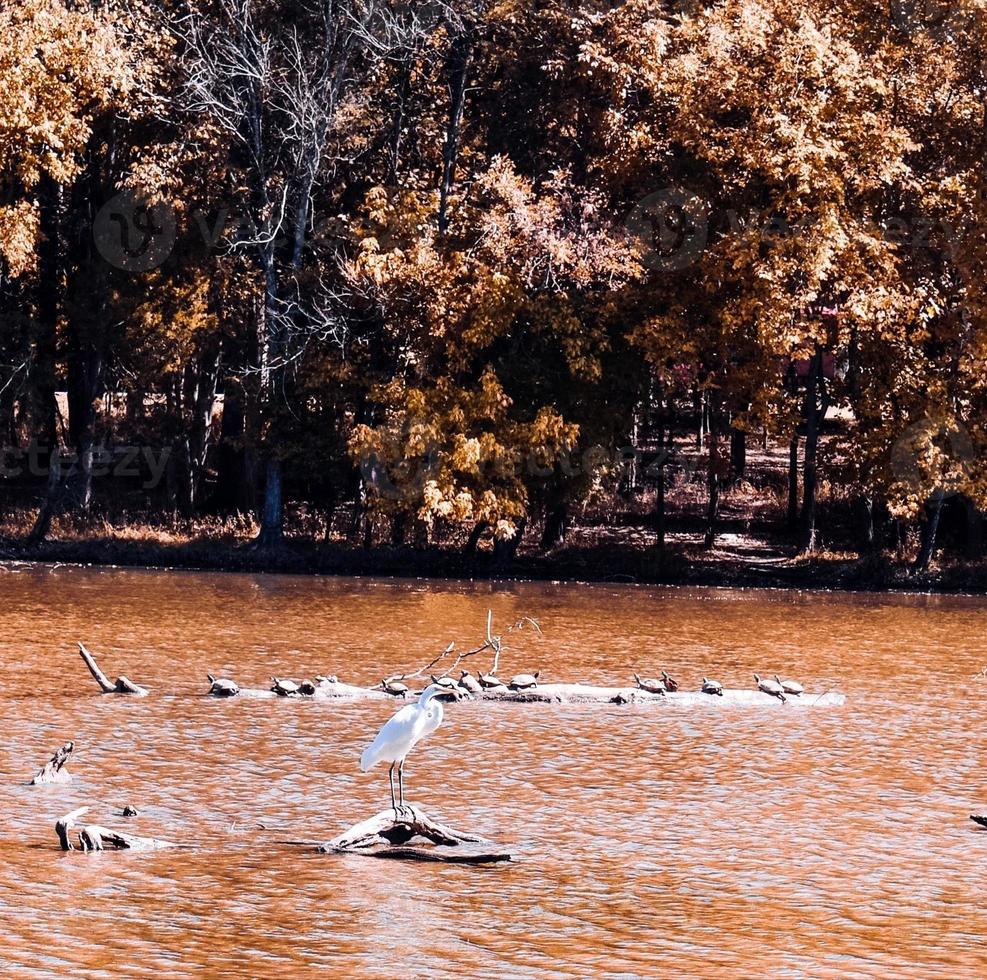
left=1, top=565, right=986, bottom=976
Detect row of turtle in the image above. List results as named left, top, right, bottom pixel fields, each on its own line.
left=381, top=671, right=540, bottom=698
left=206, top=674, right=339, bottom=698
left=205, top=671, right=540, bottom=699
left=632, top=670, right=804, bottom=701
left=207, top=668, right=805, bottom=701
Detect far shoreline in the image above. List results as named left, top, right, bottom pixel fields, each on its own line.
left=4, top=532, right=985, bottom=597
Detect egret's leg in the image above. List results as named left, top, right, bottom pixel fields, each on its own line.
left=388, top=763, right=396, bottom=811
left=398, top=760, right=406, bottom=813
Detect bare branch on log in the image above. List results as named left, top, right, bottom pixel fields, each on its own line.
left=56, top=807, right=90, bottom=850
left=320, top=805, right=511, bottom=863
left=31, top=741, right=74, bottom=785
left=78, top=643, right=149, bottom=696
left=382, top=610, right=541, bottom=686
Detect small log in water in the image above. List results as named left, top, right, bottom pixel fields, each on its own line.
left=55, top=806, right=177, bottom=852
left=78, top=642, right=149, bottom=696
left=31, top=741, right=74, bottom=785
left=319, top=805, right=511, bottom=863
left=970, top=814, right=987, bottom=829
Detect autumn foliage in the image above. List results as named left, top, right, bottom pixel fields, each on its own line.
left=0, top=0, right=983, bottom=570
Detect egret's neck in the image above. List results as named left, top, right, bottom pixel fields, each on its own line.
left=418, top=687, right=444, bottom=719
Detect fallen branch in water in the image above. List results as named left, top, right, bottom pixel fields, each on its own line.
left=55, top=806, right=177, bottom=852
left=31, top=741, right=74, bottom=785
left=319, top=805, right=511, bottom=864
left=78, top=642, right=149, bottom=695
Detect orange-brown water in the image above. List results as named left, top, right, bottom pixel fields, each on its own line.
left=2, top=564, right=986, bottom=977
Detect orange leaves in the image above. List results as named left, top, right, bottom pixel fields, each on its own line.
left=0, top=202, right=40, bottom=278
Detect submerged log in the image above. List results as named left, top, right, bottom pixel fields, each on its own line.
left=31, top=741, right=74, bottom=785
left=970, top=814, right=987, bottom=829
left=55, top=806, right=177, bottom=852
left=320, top=805, right=511, bottom=864
left=237, top=679, right=843, bottom=706
left=78, top=642, right=149, bottom=696
left=477, top=683, right=846, bottom=706
left=233, top=676, right=389, bottom=700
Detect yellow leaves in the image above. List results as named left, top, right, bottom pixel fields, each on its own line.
left=0, top=0, right=140, bottom=191
left=347, top=365, right=578, bottom=534
left=0, top=202, right=40, bottom=278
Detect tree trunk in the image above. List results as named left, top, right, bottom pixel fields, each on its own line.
left=28, top=447, right=64, bottom=545
left=654, top=420, right=666, bottom=553
left=964, top=499, right=983, bottom=560
left=391, top=511, right=407, bottom=546
left=787, top=433, right=800, bottom=531
left=213, top=380, right=254, bottom=513
left=437, top=31, right=473, bottom=233
left=494, top=516, right=526, bottom=566
left=859, top=494, right=876, bottom=553
left=464, top=520, right=488, bottom=556
left=729, top=425, right=746, bottom=483
left=255, top=237, right=285, bottom=545
left=540, top=503, right=568, bottom=550
left=256, top=458, right=284, bottom=549
left=799, top=349, right=825, bottom=552
left=704, top=411, right=720, bottom=548
left=31, top=173, right=60, bottom=449
left=914, top=490, right=945, bottom=571
left=180, top=337, right=222, bottom=513
left=692, top=390, right=706, bottom=453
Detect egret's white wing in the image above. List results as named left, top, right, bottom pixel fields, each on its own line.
left=359, top=701, right=440, bottom=770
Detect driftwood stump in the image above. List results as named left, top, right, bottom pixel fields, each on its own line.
left=31, top=741, right=74, bottom=785
left=78, top=642, right=148, bottom=696
left=55, top=807, right=176, bottom=852
left=320, top=805, right=511, bottom=864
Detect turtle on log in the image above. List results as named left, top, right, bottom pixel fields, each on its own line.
left=458, top=671, right=484, bottom=696
left=271, top=677, right=301, bottom=697
left=701, top=677, right=724, bottom=696
left=633, top=673, right=667, bottom=695
left=207, top=674, right=240, bottom=698
left=508, top=672, right=540, bottom=691
left=775, top=674, right=804, bottom=696
left=431, top=674, right=460, bottom=693
left=382, top=677, right=410, bottom=698
left=754, top=673, right=786, bottom=702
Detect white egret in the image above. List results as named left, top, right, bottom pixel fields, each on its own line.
left=359, top=682, right=465, bottom=811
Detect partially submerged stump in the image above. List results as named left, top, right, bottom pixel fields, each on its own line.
left=55, top=806, right=177, bottom=852
left=78, top=642, right=148, bottom=696
left=31, top=741, right=74, bottom=785
left=320, top=806, right=511, bottom=864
